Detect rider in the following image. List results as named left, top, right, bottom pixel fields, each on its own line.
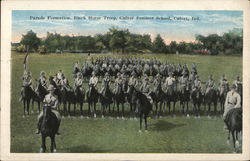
left=100, top=72, right=111, bottom=94
left=205, top=75, right=215, bottom=95
left=218, top=75, right=229, bottom=96
left=164, top=72, right=176, bottom=93
left=192, top=75, right=202, bottom=93
left=89, top=71, right=98, bottom=89
left=36, top=84, right=61, bottom=135
left=191, top=63, right=197, bottom=75
left=74, top=72, right=83, bottom=94
left=223, top=84, right=241, bottom=129
left=19, top=71, right=33, bottom=101
left=153, top=74, right=162, bottom=91
left=35, top=71, right=47, bottom=92
left=233, top=76, right=242, bottom=92
left=114, top=72, right=123, bottom=94
left=127, top=71, right=139, bottom=92
left=140, top=75, right=153, bottom=104
left=179, top=72, right=189, bottom=92
left=56, top=69, right=63, bottom=82
left=60, top=73, right=71, bottom=92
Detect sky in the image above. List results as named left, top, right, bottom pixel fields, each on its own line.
left=12, top=10, right=243, bottom=44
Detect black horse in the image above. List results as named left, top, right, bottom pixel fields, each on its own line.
left=60, top=85, right=75, bottom=117
left=218, top=85, right=229, bottom=114
left=72, top=86, right=85, bottom=117
left=127, top=84, right=138, bottom=119
left=113, top=83, right=126, bottom=118
left=178, top=81, right=191, bottom=117
left=22, top=85, right=41, bottom=116
left=35, top=81, right=48, bottom=113
left=224, top=108, right=242, bottom=152
left=204, top=88, right=218, bottom=117
left=135, top=90, right=153, bottom=132
left=165, top=85, right=178, bottom=116
left=86, top=84, right=99, bottom=118
left=49, top=77, right=62, bottom=108
left=191, top=89, right=203, bottom=118
left=99, top=81, right=113, bottom=118
left=40, top=104, right=60, bottom=153
left=150, top=81, right=165, bottom=118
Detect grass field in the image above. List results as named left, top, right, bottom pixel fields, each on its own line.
left=11, top=52, right=242, bottom=153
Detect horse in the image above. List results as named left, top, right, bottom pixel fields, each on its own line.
left=72, top=66, right=81, bottom=78
left=113, top=83, right=126, bottom=118
left=49, top=77, right=62, bottom=109
left=218, top=85, right=229, bottom=114
left=99, top=81, right=113, bottom=118
left=224, top=108, right=242, bottom=152
left=191, top=88, right=203, bottom=118
left=86, top=84, right=99, bottom=118
left=178, top=81, right=191, bottom=117
left=22, top=85, right=41, bottom=116
left=72, top=86, right=85, bottom=117
left=135, top=90, right=153, bottom=132
left=164, top=85, right=178, bottom=116
left=34, top=81, right=48, bottom=113
left=150, top=81, right=165, bottom=118
left=60, top=85, right=75, bottom=117
left=40, top=104, right=59, bottom=153
left=127, top=84, right=138, bottom=119
left=204, top=88, right=219, bottom=117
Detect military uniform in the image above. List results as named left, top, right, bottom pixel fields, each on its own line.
left=223, top=89, right=241, bottom=119
left=74, top=73, right=83, bottom=93
left=140, top=77, right=153, bottom=103
left=218, top=76, right=229, bottom=95
left=179, top=75, right=189, bottom=91
left=101, top=73, right=111, bottom=93
left=20, top=71, right=33, bottom=101
left=165, top=74, right=176, bottom=92
left=89, top=72, right=98, bottom=88
left=233, top=77, right=242, bottom=92
left=205, top=77, right=215, bottom=95
left=60, top=74, right=70, bottom=91
left=192, top=76, right=202, bottom=92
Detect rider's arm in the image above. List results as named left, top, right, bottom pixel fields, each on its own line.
left=235, top=94, right=241, bottom=108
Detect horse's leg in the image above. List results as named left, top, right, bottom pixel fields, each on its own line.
left=74, top=103, right=76, bottom=116
left=139, top=113, right=142, bottom=132
left=117, top=103, right=120, bottom=118
left=94, top=103, right=97, bottom=118
left=186, top=102, right=189, bottom=117
left=38, top=101, right=41, bottom=113
left=80, top=103, right=83, bottom=117
left=144, top=114, right=148, bottom=131
left=31, top=100, right=34, bottom=114
left=155, top=103, right=158, bottom=118
left=173, top=102, right=176, bottom=117
left=88, top=103, right=90, bottom=117
left=159, top=101, right=163, bottom=117
left=27, top=99, right=31, bottom=115
left=41, top=135, right=46, bottom=153
left=23, top=100, right=26, bottom=117
left=232, top=130, right=236, bottom=152
left=68, top=103, right=71, bottom=117
left=122, top=103, right=124, bottom=118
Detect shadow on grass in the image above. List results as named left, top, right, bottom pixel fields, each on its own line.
left=151, top=120, right=186, bottom=131
left=66, top=144, right=110, bottom=153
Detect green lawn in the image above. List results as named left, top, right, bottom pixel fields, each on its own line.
left=11, top=52, right=242, bottom=153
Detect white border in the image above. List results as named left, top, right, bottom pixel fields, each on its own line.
left=1, top=0, right=250, bottom=160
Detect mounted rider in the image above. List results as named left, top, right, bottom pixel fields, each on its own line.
left=114, top=72, right=123, bottom=94
left=205, top=75, right=215, bottom=95
left=164, top=72, right=177, bottom=94
left=89, top=71, right=98, bottom=89
left=191, top=63, right=197, bottom=75
left=60, top=73, right=71, bottom=92
left=36, top=84, right=61, bottom=135
left=153, top=74, right=162, bottom=92
left=233, top=76, right=242, bottom=93
left=140, top=75, right=153, bottom=104
left=218, top=75, right=229, bottom=96
left=74, top=72, right=83, bottom=94
left=127, top=71, right=139, bottom=92
left=192, top=75, right=202, bottom=93
left=35, top=71, right=47, bottom=92
left=179, top=71, right=190, bottom=93
left=56, top=69, right=63, bottom=82
left=100, top=72, right=111, bottom=94
left=223, top=84, right=241, bottom=129
left=19, top=71, right=33, bottom=101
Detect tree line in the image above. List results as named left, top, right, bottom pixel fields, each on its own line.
left=13, top=27, right=243, bottom=55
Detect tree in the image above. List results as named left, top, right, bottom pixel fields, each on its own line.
left=20, top=30, right=40, bottom=52
left=152, top=34, right=166, bottom=53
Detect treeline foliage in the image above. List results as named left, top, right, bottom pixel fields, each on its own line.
left=15, top=27, right=243, bottom=55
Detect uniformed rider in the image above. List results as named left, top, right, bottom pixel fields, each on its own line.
left=100, top=72, right=111, bottom=94
left=36, top=84, right=61, bottom=135
left=74, top=72, right=83, bottom=94
left=205, top=75, right=215, bottom=95
left=165, top=72, right=176, bottom=93
left=140, top=75, right=153, bottom=103
left=218, top=75, right=229, bottom=96
left=19, top=71, right=33, bottom=101
left=89, top=71, right=98, bottom=88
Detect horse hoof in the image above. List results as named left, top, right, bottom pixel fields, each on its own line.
left=86, top=116, right=89, bottom=119
left=186, top=114, right=190, bottom=118
left=94, top=114, right=97, bottom=118
left=117, top=117, right=119, bottom=119
left=68, top=116, right=71, bottom=119
left=122, top=117, right=124, bottom=120
left=39, top=148, right=44, bottom=153
left=227, top=139, right=230, bottom=145
left=138, top=130, right=142, bottom=133
left=236, top=140, right=240, bottom=147
left=207, top=115, right=211, bottom=119
left=198, top=115, right=201, bottom=119
left=81, top=115, right=83, bottom=119
left=102, top=115, right=104, bottom=119
left=53, top=149, right=57, bottom=153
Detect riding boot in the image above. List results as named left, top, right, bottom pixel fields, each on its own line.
left=36, top=119, right=42, bottom=134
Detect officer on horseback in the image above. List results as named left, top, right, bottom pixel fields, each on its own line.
left=114, top=72, right=123, bottom=94
left=218, top=75, right=229, bottom=96
left=165, top=72, right=176, bottom=93
left=233, top=76, right=242, bottom=92
left=191, top=63, right=197, bottom=75
left=100, top=72, right=111, bottom=94
left=153, top=74, right=162, bottom=91
left=140, top=75, right=153, bottom=104
left=19, top=71, right=33, bottom=101
left=223, top=84, right=241, bottom=129
left=56, top=69, right=63, bottom=82
left=192, top=75, right=202, bottom=93
left=35, top=71, right=47, bottom=92
left=89, top=71, right=98, bottom=88
left=179, top=72, right=189, bottom=92
left=74, top=72, right=83, bottom=94
left=60, top=73, right=71, bottom=92
left=205, top=75, right=215, bottom=95
left=36, top=84, right=61, bottom=135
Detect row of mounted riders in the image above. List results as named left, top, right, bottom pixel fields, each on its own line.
left=21, top=74, right=238, bottom=118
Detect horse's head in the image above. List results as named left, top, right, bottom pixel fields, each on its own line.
left=42, top=104, right=52, bottom=124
